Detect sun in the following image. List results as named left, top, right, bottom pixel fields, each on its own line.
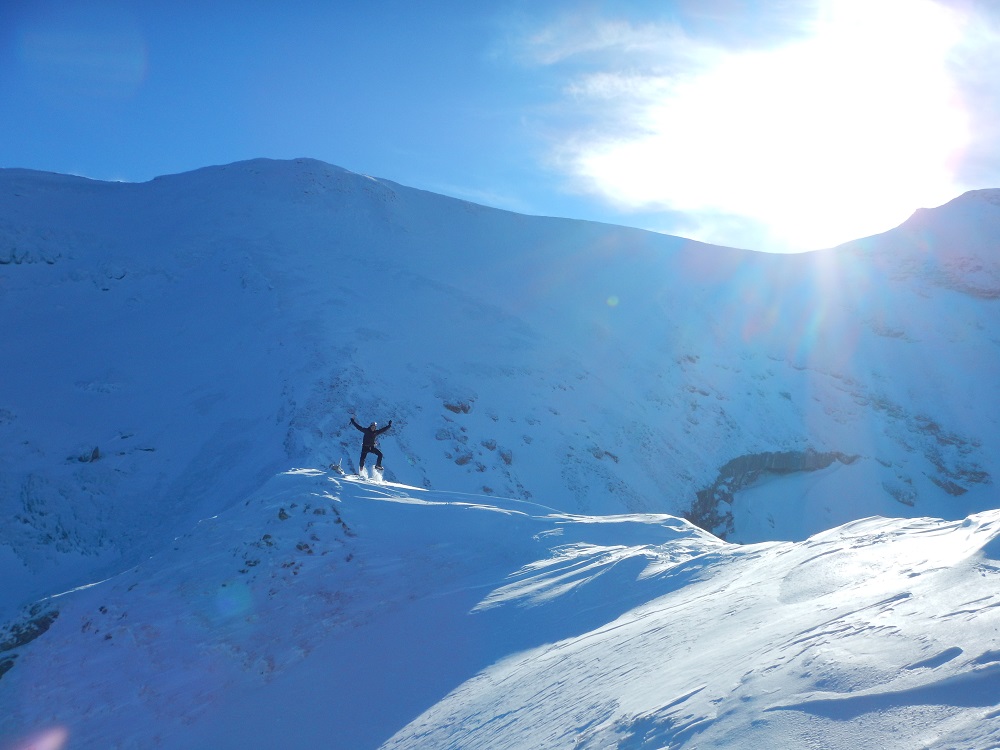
left=570, top=0, right=971, bottom=251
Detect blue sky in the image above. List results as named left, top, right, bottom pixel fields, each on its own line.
left=2, top=0, right=999, bottom=252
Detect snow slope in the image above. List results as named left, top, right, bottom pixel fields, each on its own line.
left=1, top=469, right=998, bottom=749
left=1, top=159, right=999, bottom=748
left=1, top=159, right=997, bottom=611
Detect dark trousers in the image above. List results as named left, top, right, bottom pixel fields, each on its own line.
left=360, top=446, right=383, bottom=469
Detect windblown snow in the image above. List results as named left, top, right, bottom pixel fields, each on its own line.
left=3, top=471, right=999, bottom=749
left=1, top=159, right=998, bottom=748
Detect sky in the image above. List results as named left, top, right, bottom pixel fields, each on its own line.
left=2, top=0, right=1000, bottom=253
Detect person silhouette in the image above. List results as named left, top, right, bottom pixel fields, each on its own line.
left=350, top=416, right=392, bottom=471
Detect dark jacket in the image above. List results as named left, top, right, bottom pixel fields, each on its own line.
left=351, top=418, right=391, bottom=448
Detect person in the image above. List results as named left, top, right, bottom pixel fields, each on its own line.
left=350, top=416, right=392, bottom=471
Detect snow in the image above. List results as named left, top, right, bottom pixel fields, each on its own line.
left=728, top=458, right=908, bottom=544
left=1, top=158, right=999, bottom=748
left=2, top=470, right=998, bottom=748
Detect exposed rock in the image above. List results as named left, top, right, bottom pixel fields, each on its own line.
left=0, top=604, right=60, bottom=682
left=688, top=450, right=860, bottom=539
left=443, top=400, right=473, bottom=414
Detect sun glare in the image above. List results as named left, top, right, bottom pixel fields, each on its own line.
left=569, top=0, right=970, bottom=251
left=10, top=727, right=69, bottom=750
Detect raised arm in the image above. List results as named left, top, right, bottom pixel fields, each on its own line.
left=375, top=420, right=393, bottom=436
left=350, top=417, right=364, bottom=432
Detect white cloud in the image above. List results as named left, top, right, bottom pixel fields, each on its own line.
left=527, top=0, right=980, bottom=251
left=517, top=17, right=691, bottom=67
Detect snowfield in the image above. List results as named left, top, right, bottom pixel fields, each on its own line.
left=1, top=158, right=999, bottom=748
left=2, top=470, right=999, bottom=749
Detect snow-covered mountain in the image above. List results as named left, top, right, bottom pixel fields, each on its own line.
left=1, top=159, right=998, bottom=748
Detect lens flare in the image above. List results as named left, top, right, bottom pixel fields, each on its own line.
left=10, top=727, right=69, bottom=750
left=16, top=8, right=148, bottom=102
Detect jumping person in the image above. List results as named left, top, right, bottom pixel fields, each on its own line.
left=350, top=416, right=392, bottom=471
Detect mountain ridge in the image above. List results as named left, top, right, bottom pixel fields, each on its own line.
left=2, top=157, right=999, bottom=748
left=1, top=156, right=997, bottom=595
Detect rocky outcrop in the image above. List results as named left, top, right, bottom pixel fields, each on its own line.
left=688, top=450, right=860, bottom=539
left=0, top=604, right=59, bottom=682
